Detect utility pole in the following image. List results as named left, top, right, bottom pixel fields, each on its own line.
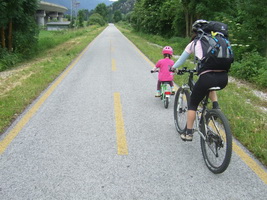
left=70, top=0, right=73, bottom=21
left=72, top=0, right=80, bottom=28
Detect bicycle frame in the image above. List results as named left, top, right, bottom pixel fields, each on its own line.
left=150, top=69, right=172, bottom=108
left=160, top=82, right=171, bottom=109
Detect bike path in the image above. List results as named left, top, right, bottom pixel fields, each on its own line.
left=0, top=24, right=266, bottom=199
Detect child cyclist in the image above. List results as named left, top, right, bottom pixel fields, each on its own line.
left=151, top=46, right=175, bottom=97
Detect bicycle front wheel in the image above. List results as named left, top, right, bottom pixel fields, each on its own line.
left=174, top=88, right=190, bottom=134
left=200, top=109, right=232, bottom=174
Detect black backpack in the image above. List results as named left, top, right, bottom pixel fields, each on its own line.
left=194, top=21, right=234, bottom=74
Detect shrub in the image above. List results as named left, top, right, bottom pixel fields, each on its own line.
left=87, top=13, right=106, bottom=26
left=0, top=48, right=21, bottom=71
left=230, top=51, right=267, bottom=87
left=256, top=63, right=267, bottom=87
left=13, top=29, right=39, bottom=59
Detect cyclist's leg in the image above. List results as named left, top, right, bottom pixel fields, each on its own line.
left=185, top=74, right=214, bottom=140
left=157, top=80, right=161, bottom=91
left=187, top=110, right=196, bottom=130
left=209, top=91, right=217, bottom=102
left=169, top=81, right=175, bottom=94
left=208, top=72, right=228, bottom=108
left=155, top=80, right=161, bottom=97
left=186, top=72, right=228, bottom=140
left=209, top=91, right=220, bottom=109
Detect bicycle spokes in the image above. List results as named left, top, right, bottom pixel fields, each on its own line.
left=200, top=110, right=232, bottom=174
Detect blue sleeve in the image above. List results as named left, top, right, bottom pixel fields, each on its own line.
left=173, top=50, right=190, bottom=68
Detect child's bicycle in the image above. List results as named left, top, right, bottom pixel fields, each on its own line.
left=173, top=67, right=232, bottom=174
left=151, top=70, right=173, bottom=109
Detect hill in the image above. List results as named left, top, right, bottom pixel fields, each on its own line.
left=110, top=0, right=136, bottom=14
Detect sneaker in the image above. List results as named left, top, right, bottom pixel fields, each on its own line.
left=155, top=91, right=160, bottom=97
left=180, top=133, right=186, bottom=141
left=212, top=102, right=220, bottom=109
left=186, top=134, right=193, bottom=141
left=171, top=89, right=175, bottom=95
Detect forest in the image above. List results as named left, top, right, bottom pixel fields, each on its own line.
left=127, top=0, right=267, bottom=87
left=0, top=0, right=266, bottom=87
left=0, top=0, right=39, bottom=70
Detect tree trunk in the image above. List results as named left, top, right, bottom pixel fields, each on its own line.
left=185, top=9, right=189, bottom=37
left=0, top=27, right=6, bottom=49
left=8, top=20, right=12, bottom=52
left=190, top=14, right=193, bottom=34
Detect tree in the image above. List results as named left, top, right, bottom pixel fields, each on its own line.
left=160, top=0, right=181, bottom=37
left=232, top=0, right=267, bottom=57
left=0, top=1, right=7, bottom=49
left=0, top=0, right=22, bottom=51
left=95, top=3, right=108, bottom=21
left=0, top=0, right=39, bottom=56
left=78, top=10, right=85, bottom=27
left=113, top=11, right=122, bottom=23
left=88, top=13, right=106, bottom=26
left=132, top=0, right=164, bottom=34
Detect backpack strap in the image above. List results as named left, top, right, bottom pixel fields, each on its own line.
left=223, top=37, right=234, bottom=58
left=193, top=29, right=205, bottom=65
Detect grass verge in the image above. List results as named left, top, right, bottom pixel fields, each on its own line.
left=116, top=23, right=267, bottom=166
left=0, top=25, right=106, bottom=134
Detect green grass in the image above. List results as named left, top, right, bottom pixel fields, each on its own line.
left=0, top=25, right=106, bottom=134
left=116, top=23, right=267, bottom=166
left=1, top=23, right=266, bottom=166
left=37, top=28, right=95, bottom=52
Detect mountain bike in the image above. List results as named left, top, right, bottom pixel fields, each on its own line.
left=173, top=67, right=232, bottom=174
left=151, top=70, right=172, bottom=109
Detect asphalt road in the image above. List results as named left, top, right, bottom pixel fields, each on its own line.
left=0, top=24, right=266, bottom=199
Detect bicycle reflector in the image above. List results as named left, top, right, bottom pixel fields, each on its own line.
left=165, top=91, right=171, bottom=95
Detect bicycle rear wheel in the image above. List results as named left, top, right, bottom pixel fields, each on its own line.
left=164, top=96, right=169, bottom=109
left=200, top=109, right=232, bottom=174
left=174, top=88, right=190, bottom=134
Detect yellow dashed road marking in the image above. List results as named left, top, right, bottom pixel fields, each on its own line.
left=112, top=59, right=116, bottom=71
left=233, top=141, right=267, bottom=184
left=113, top=93, right=128, bottom=155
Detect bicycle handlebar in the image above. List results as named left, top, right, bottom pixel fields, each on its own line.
left=175, top=67, right=197, bottom=75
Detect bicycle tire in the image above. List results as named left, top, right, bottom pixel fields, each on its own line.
left=164, top=97, right=169, bottom=109
left=200, top=109, right=232, bottom=174
left=174, top=88, right=190, bottom=134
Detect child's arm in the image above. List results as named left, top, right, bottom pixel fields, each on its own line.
left=152, top=60, right=161, bottom=71
left=151, top=67, right=157, bottom=71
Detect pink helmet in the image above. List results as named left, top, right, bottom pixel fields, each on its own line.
left=162, top=46, right=173, bottom=55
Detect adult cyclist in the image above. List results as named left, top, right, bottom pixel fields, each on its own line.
left=172, top=20, right=229, bottom=141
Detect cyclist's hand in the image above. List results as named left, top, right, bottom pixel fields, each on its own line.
left=169, top=67, right=175, bottom=72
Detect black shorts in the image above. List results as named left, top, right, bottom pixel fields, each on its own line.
left=188, top=72, right=228, bottom=111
